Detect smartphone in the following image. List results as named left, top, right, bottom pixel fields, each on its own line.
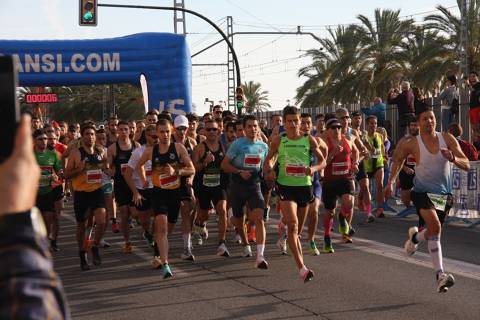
left=0, top=56, right=20, bottom=163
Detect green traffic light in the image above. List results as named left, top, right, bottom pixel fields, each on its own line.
left=83, top=11, right=93, bottom=21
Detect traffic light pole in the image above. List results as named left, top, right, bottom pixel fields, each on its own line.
left=98, top=3, right=243, bottom=114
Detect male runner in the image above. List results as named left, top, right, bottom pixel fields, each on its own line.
left=397, top=119, right=419, bottom=207
left=136, top=119, right=195, bottom=278
left=65, top=125, right=107, bottom=270
left=221, top=115, right=269, bottom=269
left=319, top=115, right=359, bottom=252
left=107, top=121, right=140, bottom=253
left=264, top=107, right=326, bottom=281
left=385, top=106, right=470, bottom=293
left=192, top=120, right=230, bottom=257
left=106, top=116, right=119, bottom=146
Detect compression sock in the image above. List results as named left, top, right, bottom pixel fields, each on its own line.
left=256, top=244, right=265, bottom=261
left=427, top=235, right=444, bottom=275
left=182, top=233, right=191, bottom=249
left=323, top=214, right=333, bottom=237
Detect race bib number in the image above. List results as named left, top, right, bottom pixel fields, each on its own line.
left=285, top=164, right=306, bottom=177
left=244, top=154, right=261, bottom=168
left=427, top=193, right=447, bottom=212
left=159, top=174, right=180, bottom=190
left=203, top=173, right=221, bottom=187
left=86, top=170, right=102, bottom=184
left=120, top=163, right=129, bottom=174
left=332, top=161, right=350, bottom=176
left=39, top=174, right=51, bottom=187
left=406, top=156, right=416, bottom=166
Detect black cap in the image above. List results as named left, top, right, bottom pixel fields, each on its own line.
left=326, top=117, right=342, bottom=129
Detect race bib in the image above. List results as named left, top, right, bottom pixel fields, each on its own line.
left=145, top=169, right=152, bottom=177
left=285, top=164, right=306, bottom=177
left=203, top=173, right=221, bottom=187
left=39, top=174, right=51, bottom=187
left=244, top=154, right=261, bottom=168
left=86, top=169, right=102, bottom=184
left=427, top=193, right=447, bottom=211
left=406, top=156, right=416, bottom=166
left=332, top=161, right=350, bottom=176
left=120, top=163, right=129, bottom=174
left=159, top=174, right=180, bottom=190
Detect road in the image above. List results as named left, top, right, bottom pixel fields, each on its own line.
left=52, top=202, right=480, bottom=320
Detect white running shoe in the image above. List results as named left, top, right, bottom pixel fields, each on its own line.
left=217, top=243, right=230, bottom=257
left=234, top=233, right=242, bottom=244
left=276, top=238, right=287, bottom=255
left=242, top=245, right=252, bottom=257
left=437, top=273, right=455, bottom=293
left=404, top=226, right=419, bottom=256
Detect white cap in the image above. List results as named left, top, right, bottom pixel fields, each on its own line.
left=174, top=115, right=189, bottom=128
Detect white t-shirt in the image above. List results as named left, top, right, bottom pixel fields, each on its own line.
left=127, top=145, right=153, bottom=189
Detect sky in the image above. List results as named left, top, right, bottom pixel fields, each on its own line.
left=2, top=0, right=459, bottom=115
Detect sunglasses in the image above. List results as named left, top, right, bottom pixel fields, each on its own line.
left=206, top=128, right=218, bottom=132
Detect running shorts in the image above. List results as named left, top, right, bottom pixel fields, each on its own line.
left=102, top=182, right=113, bottom=194
left=276, top=183, right=313, bottom=208
left=228, top=182, right=264, bottom=218
left=195, top=185, right=227, bottom=210
left=36, top=192, right=55, bottom=213
left=51, top=185, right=64, bottom=202
left=399, top=171, right=415, bottom=190
left=135, top=188, right=153, bottom=212
left=151, top=187, right=181, bottom=224
left=74, top=188, right=106, bottom=223
left=355, top=161, right=367, bottom=181
left=322, top=179, right=355, bottom=210
left=114, top=180, right=133, bottom=207
left=411, top=191, right=452, bottom=225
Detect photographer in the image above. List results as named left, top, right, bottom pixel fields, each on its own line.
left=0, top=115, right=70, bottom=319
left=387, top=81, right=415, bottom=141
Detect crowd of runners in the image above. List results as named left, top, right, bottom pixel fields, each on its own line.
left=31, top=101, right=472, bottom=292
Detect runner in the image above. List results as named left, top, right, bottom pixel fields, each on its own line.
left=397, top=119, right=419, bottom=207
left=264, top=106, right=326, bottom=281
left=107, top=121, right=140, bottom=253
left=65, top=124, right=107, bottom=271
left=106, top=116, right=119, bottom=146
left=385, top=106, right=470, bottom=293
left=223, top=120, right=237, bottom=150
left=172, top=115, right=197, bottom=260
left=221, top=115, right=269, bottom=269
left=34, top=129, right=62, bottom=251
left=319, top=115, right=359, bottom=252
left=136, top=118, right=195, bottom=278
left=192, top=120, right=230, bottom=257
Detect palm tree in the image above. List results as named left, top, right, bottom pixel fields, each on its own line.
left=424, top=0, right=480, bottom=73
left=241, top=81, right=271, bottom=113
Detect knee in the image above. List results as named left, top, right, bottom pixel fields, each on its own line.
left=287, top=222, right=298, bottom=234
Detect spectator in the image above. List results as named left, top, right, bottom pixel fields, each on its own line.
left=387, top=81, right=415, bottom=141
left=259, top=119, right=269, bottom=136
left=361, top=97, right=386, bottom=127
left=212, top=105, right=223, bottom=120
left=0, top=115, right=70, bottom=319
left=448, top=123, right=478, bottom=161
left=468, top=71, right=480, bottom=140
left=439, top=75, right=459, bottom=132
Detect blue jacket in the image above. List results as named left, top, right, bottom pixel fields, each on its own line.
left=361, top=103, right=386, bottom=127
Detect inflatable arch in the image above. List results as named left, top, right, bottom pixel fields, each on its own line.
left=0, top=33, right=192, bottom=115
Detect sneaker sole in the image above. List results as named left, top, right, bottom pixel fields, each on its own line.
left=256, top=261, right=268, bottom=269
left=217, top=251, right=230, bottom=257
left=303, top=270, right=314, bottom=283
left=438, top=276, right=455, bottom=293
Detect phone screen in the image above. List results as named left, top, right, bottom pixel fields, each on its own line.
left=0, top=56, right=20, bottom=163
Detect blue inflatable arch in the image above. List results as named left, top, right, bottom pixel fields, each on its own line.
left=0, top=33, right=192, bottom=115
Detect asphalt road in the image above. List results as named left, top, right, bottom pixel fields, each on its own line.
left=53, top=202, right=480, bottom=320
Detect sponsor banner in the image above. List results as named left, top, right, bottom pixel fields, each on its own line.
left=451, top=161, right=480, bottom=219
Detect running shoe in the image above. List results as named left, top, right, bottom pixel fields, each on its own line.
left=243, top=245, right=253, bottom=257
left=111, top=221, right=120, bottom=233
left=376, top=208, right=385, bottom=218
left=161, top=263, right=173, bottom=279
left=404, top=226, right=419, bottom=256
left=256, top=259, right=269, bottom=269
left=437, top=273, right=455, bottom=293
left=50, top=239, right=59, bottom=252
left=348, top=225, right=356, bottom=237
left=301, top=268, right=314, bottom=283
left=217, top=243, right=230, bottom=257
left=123, top=242, right=133, bottom=253
left=100, top=239, right=111, bottom=248
left=309, top=240, right=320, bottom=256
left=276, top=238, right=287, bottom=255
left=143, top=231, right=155, bottom=248
left=338, top=216, right=350, bottom=236
left=192, top=231, right=203, bottom=245
left=263, top=207, right=270, bottom=222
left=322, top=237, right=334, bottom=254
left=91, top=245, right=102, bottom=266
left=128, top=217, right=135, bottom=229
left=342, top=235, right=353, bottom=244
left=79, top=251, right=90, bottom=271
left=181, top=248, right=195, bottom=261
left=367, top=214, right=375, bottom=223
left=200, top=224, right=209, bottom=240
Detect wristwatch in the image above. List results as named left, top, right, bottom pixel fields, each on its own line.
left=0, top=207, right=47, bottom=239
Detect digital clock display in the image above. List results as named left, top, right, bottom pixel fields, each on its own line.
left=25, top=93, right=58, bottom=104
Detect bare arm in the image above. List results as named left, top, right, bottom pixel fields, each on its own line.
left=176, top=143, right=195, bottom=176
left=64, top=149, right=83, bottom=179
left=443, top=133, right=470, bottom=172
left=192, top=142, right=206, bottom=172
left=386, top=137, right=413, bottom=186
left=107, top=144, right=116, bottom=177
left=221, top=156, right=240, bottom=174
left=308, top=135, right=326, bottom=173
left=136, top=147, right=152, bottom=187
left=263, top=135, right=280, bottom=172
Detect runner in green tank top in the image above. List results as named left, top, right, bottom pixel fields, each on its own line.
left=264, top=106, right=326, bottom=283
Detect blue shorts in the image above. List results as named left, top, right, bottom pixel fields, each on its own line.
left=102, top=183, right=113, bottom=194
left=312, top=177, right=322, bottom=200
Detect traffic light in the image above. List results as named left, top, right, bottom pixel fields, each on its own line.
left=79, top=0, right=97, bottom=26
left=235, top=87, right=244, bottom=114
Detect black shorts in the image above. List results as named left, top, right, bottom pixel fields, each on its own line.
left=135, top=188, right=153, bottom=212
left=196, top=185, right=227, bottom=210
left=151, top=187, right=181, bottom=224
left=399, top=170, right=415, bottom=190
left=411, top=191, right=452, bottom=224
left=260, top=178, right=273, bottom=195
left=276, top=184, right=313, bottom=208
left=355, top=161, right=368, bottom=181
left=228, top=182, right=264, bottom=218
left=51, top=185, right=64, bottom=202
left=367, top=166, right=383, bottom=179
left=322, top=179, right=355, bottom=210
left=74, top=188, right=106, bottom=223
left=180, top=182, right=194, bottom=201
left=114, top=180, right=133, bottom=207
left=36, top=192, right=55, bottom=213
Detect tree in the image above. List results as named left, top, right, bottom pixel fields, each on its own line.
left=241, top=81, right=271, bottom=113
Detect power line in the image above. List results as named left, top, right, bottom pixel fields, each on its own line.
left=224, top=0, right=285, bottom=33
